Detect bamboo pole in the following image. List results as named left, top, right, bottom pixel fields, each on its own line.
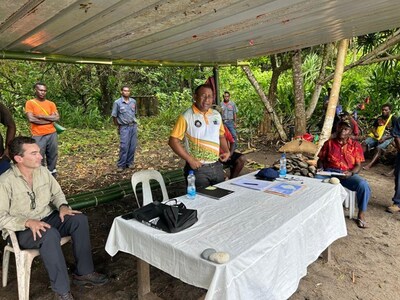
left=0, top=50, right=249, bottom=67
left=314, top=39, right=349, bottom=159
left=67, top=170, right=186, bottom=209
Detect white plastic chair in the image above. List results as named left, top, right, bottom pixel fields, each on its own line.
left=343, top=188, right=356, bottom=219
left=2, top=229, right=71, bottom=300
left=131, top=170, right=169, bottom=207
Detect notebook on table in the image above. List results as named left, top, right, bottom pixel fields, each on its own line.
left=197, top=186, right=234, bottom=200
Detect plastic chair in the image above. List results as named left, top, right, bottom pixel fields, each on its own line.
left=2, top=229, right=71, bottom=300
left=131, top=170, right=169, bottom=207
left=343, top=188, right=356, bottom=219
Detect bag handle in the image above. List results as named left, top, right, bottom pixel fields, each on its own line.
left=29, top=99, right=50, bottom=116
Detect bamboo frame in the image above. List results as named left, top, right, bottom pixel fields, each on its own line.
left=0, top=50, right=249, bottom=67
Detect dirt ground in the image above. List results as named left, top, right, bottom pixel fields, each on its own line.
left=1, top=142, right=400, bottom=300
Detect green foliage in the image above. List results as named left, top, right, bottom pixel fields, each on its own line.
left=58, top=126, right=117, bottom=156
left=156, top=89, right=193, bottom=124
left=364, top=63, right=400, bottom=118
left=57, top=101, right=107, bottom=129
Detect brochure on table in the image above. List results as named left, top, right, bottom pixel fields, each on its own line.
left=263, top=181, right=305, bottom=197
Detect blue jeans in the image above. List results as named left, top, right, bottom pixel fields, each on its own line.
left=392, top=152, right=400, bottom=205
left=364, top=136, right=393, bottom=151
left=224, top=120, right=237, bottom=150
left=118, top=124, right=137, bottom=168
left=316, top=168, right=370, bottom=212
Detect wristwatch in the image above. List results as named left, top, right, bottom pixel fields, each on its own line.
left=59, top=204, right=71, bottom=210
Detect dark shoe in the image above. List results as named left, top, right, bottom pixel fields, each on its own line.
left=54, top=291, right=74, bottom=300
left=127, top=164, right=135, bottom=169
left=72, top=272, right=108, bottom=286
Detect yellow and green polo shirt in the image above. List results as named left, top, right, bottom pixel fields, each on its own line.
left=170, top=105, right=225, bottom=163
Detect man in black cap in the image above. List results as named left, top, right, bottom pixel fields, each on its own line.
left=317, top=120, right=371, bottom=228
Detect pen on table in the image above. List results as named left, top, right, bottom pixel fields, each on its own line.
left=244, top=182, right=258, bottom=185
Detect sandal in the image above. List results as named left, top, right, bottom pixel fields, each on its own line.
left=355, top=218, right=369, bottom=229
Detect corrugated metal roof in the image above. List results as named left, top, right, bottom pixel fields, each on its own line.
left=1, top=0, right=400, bottom=66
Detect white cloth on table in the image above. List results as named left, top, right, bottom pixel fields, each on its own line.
left=105, top=173, right=347, bottom=300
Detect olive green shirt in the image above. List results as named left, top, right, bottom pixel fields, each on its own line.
left=0, top=164, right=68, bottom=239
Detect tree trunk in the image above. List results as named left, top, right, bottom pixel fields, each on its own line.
left=96, top=65, right=114, bottom=116
left=292, top=49, right=306, bottom=136
left=306, top=43, right=333, bottom=120
left=315, top=39, right=349, bottom=159
left=241, top=65, right=288, bottom=141
left=259, top=54, right=292, bottom=135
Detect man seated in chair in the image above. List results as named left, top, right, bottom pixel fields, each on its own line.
left=317, top=120, right=371, bottom=229
left=222, top=125, right=246, bottom=179
left=0, top=137, right=108, bottom=300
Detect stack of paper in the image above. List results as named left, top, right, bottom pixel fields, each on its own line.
left=316, top=171, right=346, bottom=177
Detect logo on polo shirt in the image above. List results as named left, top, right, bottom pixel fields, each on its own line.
left=195, top=120, right=202, bottom=127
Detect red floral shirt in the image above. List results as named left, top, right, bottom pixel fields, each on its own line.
left=318, top=138, right=364, bottom=171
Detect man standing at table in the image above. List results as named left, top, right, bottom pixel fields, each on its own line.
left=0, top=102, right=16, bottom=175
left=220, top=91, right=238, bottom=149
left=0, top=137, right=108, bottom=300
left=169, top=84, right=230, bottom=188
left=317, top=120, right=371, bottom=228
left=25, top=82, right=59, bottom=178
left=111, top=86, right=138, bottom=172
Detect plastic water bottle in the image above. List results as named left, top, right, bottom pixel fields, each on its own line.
left=279, top=153, right=287, bottom=178
left=187, top=170, right=196, bottom=200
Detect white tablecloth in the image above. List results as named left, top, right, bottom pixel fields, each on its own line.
left=105, top=173, right=347, bottom=300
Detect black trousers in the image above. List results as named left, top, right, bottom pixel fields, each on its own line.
left=16, top=211, right=94, bottom=294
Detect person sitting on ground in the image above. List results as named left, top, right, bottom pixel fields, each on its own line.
left=317, top=120, right=371, bottom=229
left=0, top=137, right=108, bottom=300
left=362, top=103, right=395, bottom=170
left=222, top=125, right=246, bottom=179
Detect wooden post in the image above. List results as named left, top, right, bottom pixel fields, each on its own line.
left=314, top=39, right=349, bottom=159
left=213, top=66, right=220, bottom=105
left=321, top=246, right=332, bottom=263
left=137, top=259, right=151, bottom=299
left=137, top=258, right=162, bottom=300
